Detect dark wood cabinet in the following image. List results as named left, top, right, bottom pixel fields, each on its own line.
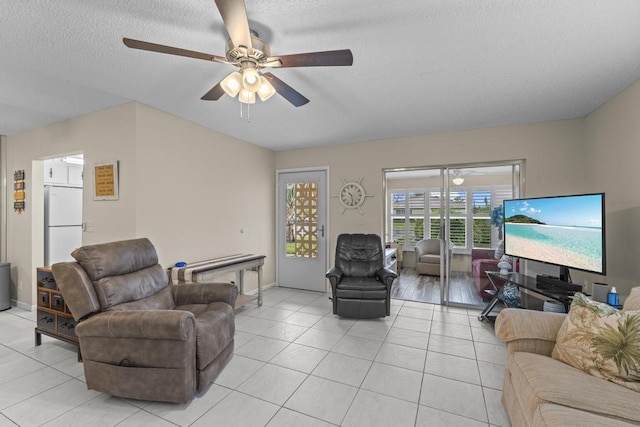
left=35, top=267, right=80, bottom=356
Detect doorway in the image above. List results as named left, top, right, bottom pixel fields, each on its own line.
left=384, top=161, right=523, bottom=307
left=43, top=155, right=84, bottom=266
left=276, top=168, right=328, bottom=292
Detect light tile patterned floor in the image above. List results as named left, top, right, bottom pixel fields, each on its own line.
left=0, top=288, right=511, bottom=426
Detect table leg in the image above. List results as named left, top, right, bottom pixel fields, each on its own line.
left=237, top=270, right=244, bottom=295
left=35, top=329, right=42, bottom=346
left=257, top=265, right=263, bottom=306
left=479, top=296, right=500, bottom=322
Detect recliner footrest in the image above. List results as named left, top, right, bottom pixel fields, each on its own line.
left=336, top=298, right=387, bottom=318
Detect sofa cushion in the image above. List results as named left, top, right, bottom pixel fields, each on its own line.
left=335, top=234, right=383, bottom=278
left=509, top=351, right=640, bottom=423
left=552, top=293, right=640, bottom=392
left=71, top=238, right=171, bottom=310
left=336, top=277, right=388, bottom=300
left=72, top=238, right=159, bottom=280
left=624, top=287, right=640, bottom=311
left=94, top=264, right=171, bottom=310
left=418, top=254, right=441, bottom=265
left=176, top=302, right=235, bottom=370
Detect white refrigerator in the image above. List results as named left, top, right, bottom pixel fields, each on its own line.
left=45, top=186, right=83, bottom=266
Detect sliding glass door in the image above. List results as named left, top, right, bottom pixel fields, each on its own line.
left=384, top=161, right=523, bottom=307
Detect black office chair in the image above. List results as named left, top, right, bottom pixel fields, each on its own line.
left=326, top=234, right=397, bottom=318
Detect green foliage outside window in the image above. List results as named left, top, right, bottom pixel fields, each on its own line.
left=473, top=219, right=491, bottom=248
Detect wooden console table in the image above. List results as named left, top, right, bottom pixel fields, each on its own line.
left=169, top=254, right=265, bottom=308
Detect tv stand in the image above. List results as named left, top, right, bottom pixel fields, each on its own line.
left=536, top=275, right=582, bottom=292
left=559, top=266, right=571, bottom=282
left=479, top=271, right=575, bottom=322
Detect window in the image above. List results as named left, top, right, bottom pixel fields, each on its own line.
left=473, top=190, right=491, bottom=248
left=285, top=182, right=318, bottom=258
left=390, top=191, right=425, bottom=246
left=428, top=191, right=442, bottom=239
left=449, top=191, right=467, bottom=248
left=388, top=185, right=513, bottom=251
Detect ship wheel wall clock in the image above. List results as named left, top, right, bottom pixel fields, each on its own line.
left=332, top=176, right=373, bottom=215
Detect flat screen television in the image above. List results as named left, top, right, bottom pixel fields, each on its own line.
left=503, top=193, right=606, bottom=282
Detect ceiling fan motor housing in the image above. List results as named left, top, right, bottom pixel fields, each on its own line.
left=225, top=35, right=271, bottom=63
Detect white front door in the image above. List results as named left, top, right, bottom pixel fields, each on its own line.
left=277, top=169, right=328, bottom=292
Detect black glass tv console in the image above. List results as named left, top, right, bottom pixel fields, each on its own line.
left=478, top=271, right=576, bottom=322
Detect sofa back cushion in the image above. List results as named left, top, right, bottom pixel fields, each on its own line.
left=93, top=264, right=171, bottom=310
left=73, top=238, right=159, bottom=280
left=72, top=238, right=172, bottom=310
left=552, top=292, right=640, bottom=392
left=471, top=248, right=495, bottom=261
left=335, top=234, right=383, bottom=278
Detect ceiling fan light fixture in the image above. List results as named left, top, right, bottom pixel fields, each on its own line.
left=241, top=67, right=261, bottom=92
left=257, top=76, right=276, bottom=101
left=221, top=72, right=242, bottom=97
left=239, top=89, right=256, bottom=104
left=452, top=177, right=464, bottom=185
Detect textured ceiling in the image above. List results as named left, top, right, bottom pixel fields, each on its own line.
left=2, top=1, right=640, bottom=151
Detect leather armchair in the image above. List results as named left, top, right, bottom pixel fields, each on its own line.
left=326, top=234, right=397, bottom=318
left=51, top=238, right=237, bottom=404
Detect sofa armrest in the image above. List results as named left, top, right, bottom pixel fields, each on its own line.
left=495, top=309, right=566, bottom=357
left=376, top=267, right=398, bottom=287
left=76, top=310, right=196, bottom=341
left=326, top=267, right=343, bottom=285
left=170, top=283, right=238, bottom=307
left=476, top=259, right=500, bottom=275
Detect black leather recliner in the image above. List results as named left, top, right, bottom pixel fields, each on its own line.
left=326, top=234, right=397, bottom=318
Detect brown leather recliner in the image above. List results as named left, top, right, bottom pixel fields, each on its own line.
left=51, top=238, right=237, bottom=404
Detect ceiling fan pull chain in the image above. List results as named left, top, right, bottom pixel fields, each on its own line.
left=247, top=103, right=250, bottom=123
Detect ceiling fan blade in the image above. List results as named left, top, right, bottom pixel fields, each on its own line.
left=267, top=49, right=353, bottom=68
left=201, top=82, right=226, bottom=101
left=262, top=72, right=309, bottom=107
left=215, top=0, right=253, bottom=54
left=123, top=38, right=230, bottom=64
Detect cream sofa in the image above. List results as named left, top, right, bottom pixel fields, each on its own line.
left=495, top=287, right=640, bottom=426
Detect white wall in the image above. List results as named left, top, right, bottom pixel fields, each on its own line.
left=275, top=119, right=587, bottom=271
left=6, top=103, right=275, bottom=307
left=133, top=104, right=276, bottom=287
left=7, top=103, right=138, bottom=307
left=580, top=79, right=640, bottom=296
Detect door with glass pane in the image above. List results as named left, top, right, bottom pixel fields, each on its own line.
left=277, top=169, right=328, bottom=291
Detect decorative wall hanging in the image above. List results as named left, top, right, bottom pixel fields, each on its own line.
left=93, top=161, right=119, bottom=201
left=14, top=169, right=25, bottom=213
left=332, top=176, right=373, bottom=215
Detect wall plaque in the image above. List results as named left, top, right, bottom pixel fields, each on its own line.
left=93, top=161, right=119, bottom=201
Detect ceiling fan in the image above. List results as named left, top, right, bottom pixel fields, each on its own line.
left=123, top=0, right=353, bottom=107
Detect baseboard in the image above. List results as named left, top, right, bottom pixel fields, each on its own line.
left=242, top=282, right=276, bottom=295
left=13, top=299, right=34, bottom=311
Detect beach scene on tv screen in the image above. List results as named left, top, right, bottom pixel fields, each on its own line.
left=504, top=195, right=603, bottom=273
